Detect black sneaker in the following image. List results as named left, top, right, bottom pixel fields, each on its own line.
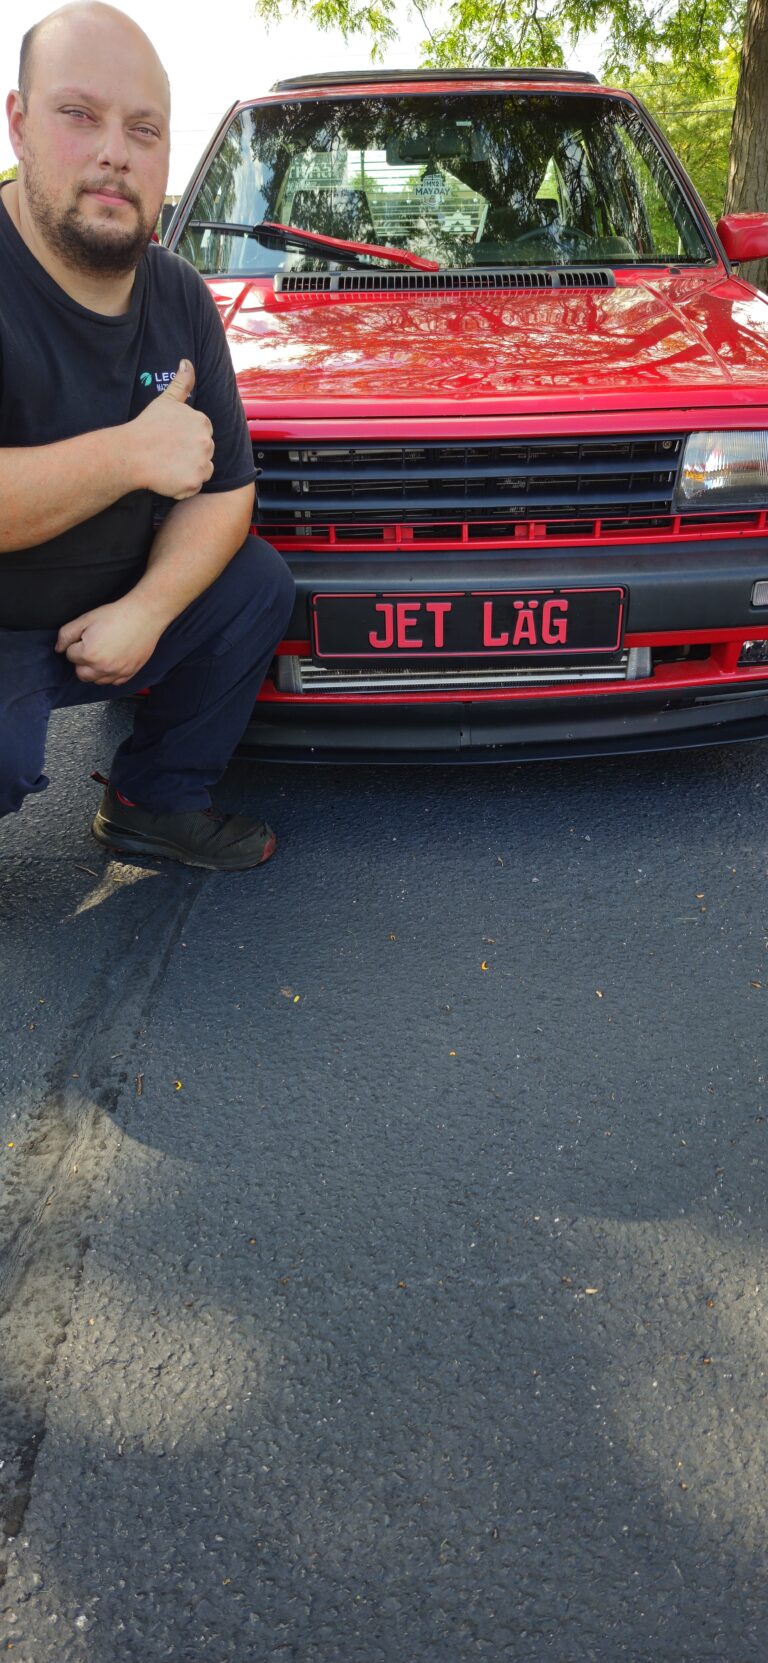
left=90, top=780, right=277, bottom=871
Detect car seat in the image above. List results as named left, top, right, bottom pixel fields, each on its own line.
left=288, top=187, right=377, bottom=243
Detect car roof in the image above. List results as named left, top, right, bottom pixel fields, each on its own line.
left=270, top=68, right=600, bottom=92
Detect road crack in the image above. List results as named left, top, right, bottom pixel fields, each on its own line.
left=0, top=866, right=204, bottom=1583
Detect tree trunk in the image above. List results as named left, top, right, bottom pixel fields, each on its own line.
left=724, top=0, right=768, bottom=291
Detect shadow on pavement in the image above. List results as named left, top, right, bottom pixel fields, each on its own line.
left=1, top=711, right=767, bottom=1658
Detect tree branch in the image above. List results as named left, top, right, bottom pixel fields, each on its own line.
left=409, top=0, right=438, bottom=50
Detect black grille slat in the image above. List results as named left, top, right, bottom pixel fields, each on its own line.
left=263, top=487, right=673, bottom=514
left=255, top=436, right=682, bottom=529
left=264, top=457, right=676, bottom=485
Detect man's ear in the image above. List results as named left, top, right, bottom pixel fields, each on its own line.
left=6, top=89, right=25, bottom=162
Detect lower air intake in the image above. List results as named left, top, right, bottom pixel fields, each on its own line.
left=275, top=651, right=651, bottom=695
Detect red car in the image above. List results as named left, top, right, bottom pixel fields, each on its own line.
left=166, top=67, right=768, bottom=762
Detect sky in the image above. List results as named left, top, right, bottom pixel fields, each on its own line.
left=0, top=0, right=600, bottom=193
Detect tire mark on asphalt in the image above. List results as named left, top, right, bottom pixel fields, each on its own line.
left=0, top=865, right=205, bottom=1581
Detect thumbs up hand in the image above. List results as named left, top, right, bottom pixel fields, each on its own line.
left=162, top=358, right=197, bottom=404
left=130, top=360, right=215, bottom=499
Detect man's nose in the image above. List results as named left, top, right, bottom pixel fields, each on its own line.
left=96, top=120, right=131, bottom=171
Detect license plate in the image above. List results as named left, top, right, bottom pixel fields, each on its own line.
left=311, top=588, right=625, bottom=660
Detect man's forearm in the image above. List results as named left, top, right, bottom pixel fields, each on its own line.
left=128, top=485, right=256, bottom=630
left=0, top=428, right=140, bottom=553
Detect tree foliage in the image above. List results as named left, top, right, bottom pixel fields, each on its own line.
left=0, top=165, right=17, bottom=183
left=629, top=47, right=739, bottom=219
left=254, top=0, right=397, bottom=54
left=252, top=0, right=744, bottom=91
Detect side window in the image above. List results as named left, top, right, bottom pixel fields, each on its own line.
left=179, top=111, right=276, bottom=275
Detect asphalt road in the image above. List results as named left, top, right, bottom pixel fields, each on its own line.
left=1, top=699, right=768, bottom=1661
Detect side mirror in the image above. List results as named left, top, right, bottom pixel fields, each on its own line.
left=716, top=213, right=768, bottom=263
left=160, top=201, right=177, bottom=241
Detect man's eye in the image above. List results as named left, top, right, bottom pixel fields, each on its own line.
left=63, top=108, right=93, bottom=121
left=134, top=126, right=159, bottom=139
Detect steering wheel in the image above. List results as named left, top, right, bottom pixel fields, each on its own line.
left=507, top=224, right=596, bottom=254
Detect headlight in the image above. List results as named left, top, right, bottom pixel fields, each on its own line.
left=675, top=431, right=768, bottom=508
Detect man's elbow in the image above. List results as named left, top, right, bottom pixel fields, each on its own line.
left=240, top=481, right=256, bottom=536
left=199, top=481, right=255, bottom=548
left=231, top=481, right=256, bottom=544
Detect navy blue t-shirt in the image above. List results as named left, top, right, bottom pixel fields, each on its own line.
left=0, top=186, right=256, bottom=629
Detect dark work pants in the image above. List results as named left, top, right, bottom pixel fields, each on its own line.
left=0, top=535, right=295, bottom=817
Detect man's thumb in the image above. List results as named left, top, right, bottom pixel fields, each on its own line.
left=165, top=359, right=196, bottom=400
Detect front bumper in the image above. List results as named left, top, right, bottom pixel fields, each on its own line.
left=242, top=532, right=768, bottom=761
left=240, top=686, right=768, bottom=762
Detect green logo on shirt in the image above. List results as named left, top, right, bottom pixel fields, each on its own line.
left=139, top=369, right=177, bottom=392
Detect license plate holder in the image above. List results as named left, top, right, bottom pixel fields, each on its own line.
left=310, top=587, right=625, bottom=661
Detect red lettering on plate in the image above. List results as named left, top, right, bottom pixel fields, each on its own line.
left=512, top=598, right=539, bottom=646
left=542, top=598, right=568, bottom=645
left=369, top=602, right=394, bottom=649
left=396, top=601, right=423, bottom=649
left=426, top=600, right=452, bottom=648
left=482, top=600, right=509, bottom=648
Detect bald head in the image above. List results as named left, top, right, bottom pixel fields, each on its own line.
left=6, top=1, right=171, bottom=285
left=19, top=4, right=170, bottom=113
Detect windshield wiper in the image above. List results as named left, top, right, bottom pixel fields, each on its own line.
left=187, top=218, right=439, bottom=272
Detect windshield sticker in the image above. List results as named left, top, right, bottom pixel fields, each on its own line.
left=414, top=171, right=449, bottom=200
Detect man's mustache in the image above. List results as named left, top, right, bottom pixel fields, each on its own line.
left=78, top=182, right=140, bottom=206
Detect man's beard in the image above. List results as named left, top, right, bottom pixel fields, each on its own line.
left=22, top=150, right=154, bottom=277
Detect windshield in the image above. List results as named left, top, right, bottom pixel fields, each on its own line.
left=176, top=92, right=712, bottom=274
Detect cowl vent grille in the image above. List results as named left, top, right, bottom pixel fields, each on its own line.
left=274, top=267, right=616, bottom=295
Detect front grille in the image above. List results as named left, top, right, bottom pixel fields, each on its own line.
left=264, top=508, right=766, bottom=551
left=275, top=267, right=616, bottom=295
left=276, top=652, right=637, bottom=694
left=255, top=436, right=682, bottom=530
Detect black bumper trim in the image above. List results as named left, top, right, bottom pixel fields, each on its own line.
left=239, top=685, right=768, bottom=764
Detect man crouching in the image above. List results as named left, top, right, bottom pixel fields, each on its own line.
left=0, top=1, right=295, bottom=869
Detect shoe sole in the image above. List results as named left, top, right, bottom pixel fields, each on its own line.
left=91, top=814, right=277, bottom=872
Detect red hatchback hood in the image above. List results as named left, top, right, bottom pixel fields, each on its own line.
left=207, top=270, right=768, bottom=420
